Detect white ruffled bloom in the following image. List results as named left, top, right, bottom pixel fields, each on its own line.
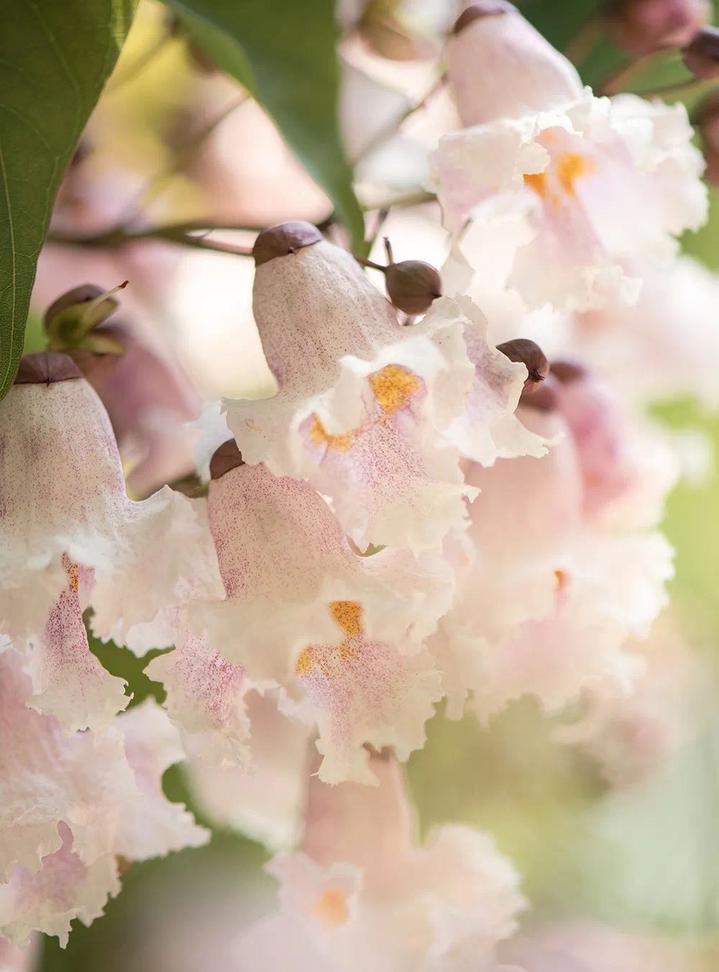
left=193, top=452, right=451, bottom=784
left=0, top=355, right=209, bottom=732
left=433, top=91, right=706, bottom=311
left=432, top=368, right=677, bottom=721
left=238, top=753, right=525, bottom=972
left=224, top=224, right=547, bottom=551
left=0, top=651, right=206, bottom=946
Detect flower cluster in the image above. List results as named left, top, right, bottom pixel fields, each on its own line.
left=2, top=1, right=716, bottom=966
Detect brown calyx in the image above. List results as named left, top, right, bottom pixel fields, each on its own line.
left=14, top=352, right=82, bottom=385
left=550, top=358, right=587, bottom=384
left=210, top=439, right=245, bottom=480
left=453, top=1, right=514, bottom=34
left=253, top=222, right=323, bottom=267
left=496, top=338, right=549, bottom=385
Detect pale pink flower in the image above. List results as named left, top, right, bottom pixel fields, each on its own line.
left=193, top=449, right=450, bottom=784
left=0, top=354, right=208, bottom=731
left=432, top=367, right=675, bottom=721
left=225, top=224, right=546, bottom=550
left=0, top=651, right=206, bottom=946
left=447, top=2, right=583, bottom=126
left=432, top=91, right=706, bottom=311
left=238, top=752, right=525, bottom=972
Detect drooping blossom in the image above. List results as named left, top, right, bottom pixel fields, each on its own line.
left=433, top=74, right=706, bottom=310
left=447, top=2, right=583, bottom=127
left=0, top=353, right=208, bottom=732
left=193, top=442, right=450, bottom=784
left=432, top=362, right=676, bottom=722
left=224, top=222, right=547, bottom=550
left=0, top=650, right=206, bottom=946
left=237, top=751, right=525, bottom=972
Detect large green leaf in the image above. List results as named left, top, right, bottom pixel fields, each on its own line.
left=167, top=0, right=366, bottom=250
left=0, top=0, right=136, bottom=399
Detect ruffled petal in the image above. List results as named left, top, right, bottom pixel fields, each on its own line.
left=195, top=463, right=452, bottom=682
left=145, top=632, right=250, bottom=766
left=432, top=92, right=706, bottom=311
left=22, top=561, right=128, bottom=731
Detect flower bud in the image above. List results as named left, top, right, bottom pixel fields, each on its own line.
left=607, top=0, right=710, bottom=56
left=210, top=439, right=245, bottom=480
left=253, top=222, right=323, bottom=267
left=14, top=351, right=81, bottom=385
left=682, top=26, right=719, bottom=79
left=447, top=2, right=582, bottom=125
left=550, top=358, right=587, bottom=384
left=384, top=260, right=442, bottom=315
left=44, top=282, right=126, bottom=351
left=496, top=338, right=549, bottom=385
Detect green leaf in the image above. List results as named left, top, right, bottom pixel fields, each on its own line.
left=0, top=0, right=136, bottom=399
left=166, top=0, right=366, bottom=250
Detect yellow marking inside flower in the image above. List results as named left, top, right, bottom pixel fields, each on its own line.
left=62, top=555, right=80, bottom=593
left=369, top=364, right=422, bottom=415
left=523, top=171, right=549, bottom=198
left=329, top=600, right=363, bottom=637
left=294, top=602, right=363, bottom=677
left=554, top=569, right=569, bottom=592
left=524, top=152, right=594, bottom=205
left=294, top=645, right=315, bottom=677
left=309, top=416, right=355, bottom=453
left=557, top=152, right=593, bottom=196
left=312, top=887, right=349, bottom=928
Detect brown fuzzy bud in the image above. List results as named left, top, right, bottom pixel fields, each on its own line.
left=384, top=261, right=442, bottom=315
left=550, top=358, right=587, bottom=384
left=682, top=26, right=719, bottom=79
left=210, top=439, right=245, bottom=480
left=496, top=338, right=549, bottom=385
left=253, top=222, right=323, bottom=267
left=453, top=1, right=513, bottom=33
left=14, top=352, right=82, bottom=385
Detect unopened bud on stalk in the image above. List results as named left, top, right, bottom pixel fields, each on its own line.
left=447, top=1, right=582, bottom=125
left=384, top=261, right=442, bottom=315
left=210, top=439, right=245, bottom=480
left=607, top=0, right=710, bottom=56
left=682, top=26, right=719, bottom=79
left=44, top=282, right=128, bottom=353
left=14, top=351, right=82, bottom=385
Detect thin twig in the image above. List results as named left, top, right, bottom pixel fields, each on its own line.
left=598, top=49, right=671, bottom=96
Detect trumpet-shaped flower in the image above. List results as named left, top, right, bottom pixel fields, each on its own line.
left=193, top=446, right=449, bottom=783
left=447, top=1, right=583, bottom=127
left=432, top=367, right=676, bottom=721
left=0, top=353, right=208, bottom=731
left=224, top=224, right=547, bottom=550
left=433, top=91, right=706, bottom=311
left=238, top=752, right=525, bottom=972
